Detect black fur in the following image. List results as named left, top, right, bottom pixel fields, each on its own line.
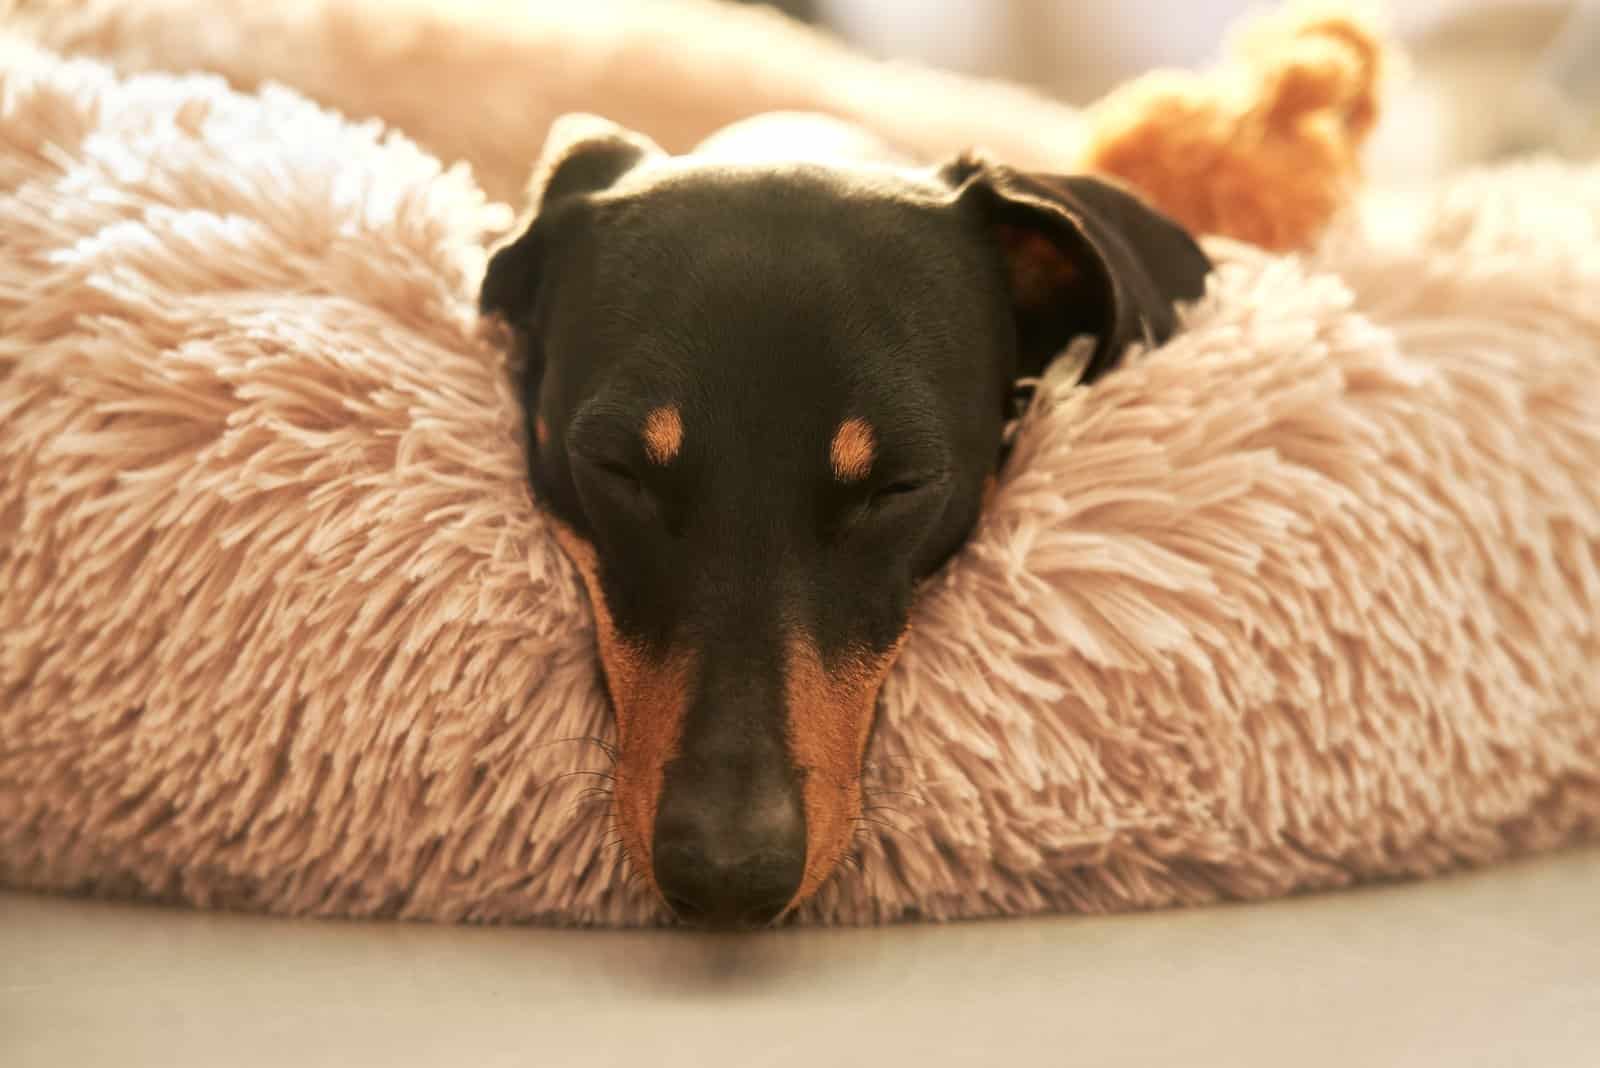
left=482, top=137, right=1209, bottom=928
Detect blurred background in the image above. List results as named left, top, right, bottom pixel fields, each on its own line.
left=733, top=0, right=1600, bottom=185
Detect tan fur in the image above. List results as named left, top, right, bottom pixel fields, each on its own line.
left=829, top=418, right=876, bottom=483
left=784, top=637, right=904, bottom=906
left=550, top=523, right=692, bottom=893
left=641, top=406, right=682, bottom=466
left=1076, top=4, right=1386, bottom=250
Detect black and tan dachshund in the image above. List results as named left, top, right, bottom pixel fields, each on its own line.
left=480, top=114, right=1210, bottom=929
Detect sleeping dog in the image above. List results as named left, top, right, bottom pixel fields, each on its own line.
left=480, top=112, right=1211, bottom=929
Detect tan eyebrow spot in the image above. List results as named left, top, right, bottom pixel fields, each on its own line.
left=829, top=418, right=876, bottom=482
left=534, top=416, right=550, bottom=449
left=642, top=406, right=683, bottom=465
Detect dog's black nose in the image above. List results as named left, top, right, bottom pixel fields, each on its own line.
left=652, top=783, right=806, bottom=929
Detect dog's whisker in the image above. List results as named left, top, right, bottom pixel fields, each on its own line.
left=565, top=795, right=609, bottom=814
left=531, top=734, right=620, bottom=762
left=857, top=805, right=908, bottom=824
left=566, top=793, right=614, bottom=818
left=862, top=787, right=926, bottom=805
left=583, top=736, right=621, bottom=763
left=861, top=757, right=922, bottom=781
left=836, top=848, right=866, bottom=875
left=550, top=768, right=618, bottom=786
left=860, top=804, right=911, bottom=825
left=853, top=814, right=910, bottom=840
left=564, top=792, right=616, bottom=820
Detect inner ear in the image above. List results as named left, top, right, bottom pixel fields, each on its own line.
left=989, top=216, right=1114, bottom=383
left=946, top=158, right=1211, bottom=390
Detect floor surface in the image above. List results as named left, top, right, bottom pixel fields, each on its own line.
left=4, top=849, right=1598, bottom=1067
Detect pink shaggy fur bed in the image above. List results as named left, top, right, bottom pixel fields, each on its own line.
left=2, top=15, right=1599, bottom=925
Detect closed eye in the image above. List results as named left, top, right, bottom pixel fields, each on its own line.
left=573, top=452, right=655, bottom=512
left=593, top=459, right=643, bottom=492
left=857, top=472, right=948, bottom=524
left=870, top=479, right=929, bottom=506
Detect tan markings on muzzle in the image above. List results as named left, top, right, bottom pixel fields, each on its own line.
left=829, top=418, right=876, bottom=483
left=981, top=473, right=998, bottom=513
left=784, top=634, right=907, bottom=906
left=550, top=521, right=693, bottom=894
left=642, top=406, right=683, bottom=466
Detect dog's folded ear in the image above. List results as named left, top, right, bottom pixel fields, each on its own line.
left=941, top=154, right=1211, bottom=385
left=479, top=114, right=665, bottom=325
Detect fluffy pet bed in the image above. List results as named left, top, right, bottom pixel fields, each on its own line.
left=5, top=0, right=1382, bottom=252
left=2, top=4, right=1598, bottom=925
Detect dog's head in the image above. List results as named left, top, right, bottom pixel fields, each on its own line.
left=481, top=116, right=1209, bottom=928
